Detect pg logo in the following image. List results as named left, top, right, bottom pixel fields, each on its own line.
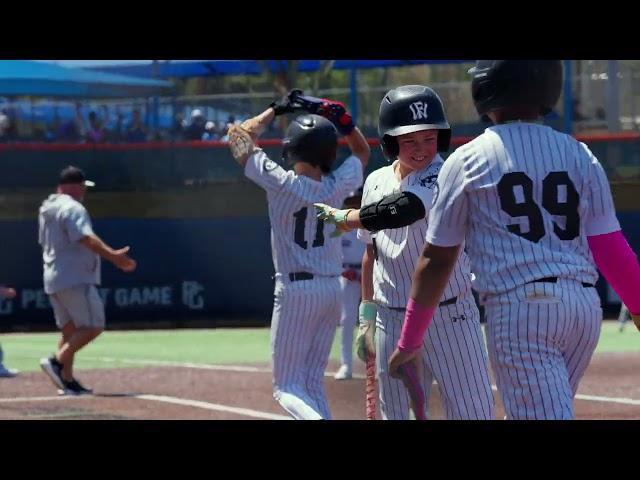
left=409, top=101, right=428, bottom=121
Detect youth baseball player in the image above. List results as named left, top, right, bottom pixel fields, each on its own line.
left=334, top=190, right=366, bottom=380
left=0, top=286, right=18, bottom=377
left=388, top=60, right=640, bottom=420
left=317, top=85, right=495, bottom=420
left=38, top=166, right=137, bottom=395
left=227, top=90, right=370, bottom=419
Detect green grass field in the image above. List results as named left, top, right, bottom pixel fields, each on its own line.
left=1, top=321, right=637, bottom=373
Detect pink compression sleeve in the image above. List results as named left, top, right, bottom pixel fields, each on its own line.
left=397, top=298, right=436, bottom=353
left=588, top=230, right=640, bottom=315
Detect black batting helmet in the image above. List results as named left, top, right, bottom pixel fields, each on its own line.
left=282, top=114, right=338, bottom=173
left=378, top=85, right=451, bottom=161
left=468, top=60, right=563, bottom=117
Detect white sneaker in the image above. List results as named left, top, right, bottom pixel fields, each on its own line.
left=0, top=364, right=18, bottom=378
left=334, top=364, right=352, bottom=380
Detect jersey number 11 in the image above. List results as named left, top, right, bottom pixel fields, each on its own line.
left=293, top=207, right=325, bottom=249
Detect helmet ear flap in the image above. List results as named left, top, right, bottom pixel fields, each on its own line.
left=281, top=141, right=293, bottom=168
left=436, top=129, right=451, bottom=152
left=381, top=135, right=399, bottom=161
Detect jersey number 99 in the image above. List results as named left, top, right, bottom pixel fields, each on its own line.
left=497, top=171, right=580, bottom=243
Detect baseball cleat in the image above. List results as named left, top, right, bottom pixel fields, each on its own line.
left=40, top=356, right=66, bottom=390
left=334, top=364, right=353, bottom=380
left=0, top=365, right=18, bottom=378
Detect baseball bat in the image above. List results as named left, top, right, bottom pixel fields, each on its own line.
left=365, top=352, right=376, bottom=420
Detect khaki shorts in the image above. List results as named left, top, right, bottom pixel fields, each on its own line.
left=49, top=285, right=105, bottom=330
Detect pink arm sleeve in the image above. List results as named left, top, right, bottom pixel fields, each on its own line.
left=588, top=231, right=640, bottom=315
left=397, top=298, right=436, bottom=353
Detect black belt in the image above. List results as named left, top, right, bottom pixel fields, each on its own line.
left=289, top=272, right=314, bottom=282
left=389, top=296, right=457, bottom=311
left=529, top=277, right=594, bottom=288
left=439, top=296, right=457, bottom=306
left=343, top=263, right=362, bottom=269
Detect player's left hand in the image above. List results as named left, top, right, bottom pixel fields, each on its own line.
left=632, top=314, right=640, bottom=332
left=388, top=347, right=420, bottom=380
left=314, top=203, right=352, bottom=238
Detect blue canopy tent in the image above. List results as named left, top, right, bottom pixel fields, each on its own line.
left=0, top=60, right=174, bottom=98
left=90, top=59, right=575, bottom=133
left=0, top=60, right=175, bottom=131
left=90, top=60, right=477, bottom=127
left=89, top=60, right=473, bottom=78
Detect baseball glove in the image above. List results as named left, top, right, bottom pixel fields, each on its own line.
left=633, top=313, right=640, bottom=332
left=289, top=90, right=355, bottom=135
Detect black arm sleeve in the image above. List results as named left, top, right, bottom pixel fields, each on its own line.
left=359, top=191, right=426, bottom=231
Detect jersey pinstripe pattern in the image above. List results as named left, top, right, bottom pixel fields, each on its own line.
left=426, top=122, right=619, bottom=419
left=357, top=156, right=473, bottom=308
left=357, top=156, right=494, bottom=420
left=244, top=149, right=364, bottom=419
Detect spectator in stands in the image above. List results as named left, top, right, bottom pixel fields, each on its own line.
left=595, top=106, right=606, bottom=121
left=86, top=111, right=106, bottom=143
left=99, top=105, right=110, bottom=126
left=57, top=105, right=83, bottom=143
left=171, top=112, right=186, bottom=141
left=45, top=112, right=61, bottom=143
left=0, top=111, right=9, bottom=143
left=184, top=109, right=207, bottom=140
left=125, top=109, right=147, bottom=143
left=0, top=107, right=18, bottom=142
left=572, top=99, right=588, bottom=121
left=108, top=110, right=125, bottom=143
left=202, top=121, right=219, bottom=141
left=98, top=105, right=118, bottom=141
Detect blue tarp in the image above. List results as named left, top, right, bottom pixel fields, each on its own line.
left=0, top=60, right=174, bottom=98
left=90, top=60, right=473, bottom=78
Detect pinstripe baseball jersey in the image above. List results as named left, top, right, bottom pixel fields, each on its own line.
left=341, top=229, right=366, bottom=265
left=426, top=122, right=621, bottom=294
left=244, top=149, right=363, bottom=276
left=357, top=155, right=473, bottom=308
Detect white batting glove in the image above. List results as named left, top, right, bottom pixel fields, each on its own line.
left=356, top=301, right=377, bottom=362
left=314, top=203, right=353, bottom=238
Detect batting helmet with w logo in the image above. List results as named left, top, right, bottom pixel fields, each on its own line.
left=378, top=85, right=451, bottom=161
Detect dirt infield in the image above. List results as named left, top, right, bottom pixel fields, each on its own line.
left=1, top=351, right=638, bottom=420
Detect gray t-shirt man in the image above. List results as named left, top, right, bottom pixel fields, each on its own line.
left=39, top=193, right=101, bottom=294
left=38, top=165, right=136, bottom=396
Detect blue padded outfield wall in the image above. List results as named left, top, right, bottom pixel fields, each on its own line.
left=0, top=139, right=638, bottom=330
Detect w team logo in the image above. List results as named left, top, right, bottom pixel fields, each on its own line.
left=409, top=101, right=429, bottom=121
